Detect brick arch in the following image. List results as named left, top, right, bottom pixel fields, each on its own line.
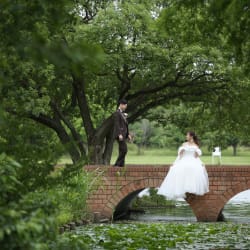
left=103, top=177, right=196, bottom=220
left=103, top=178, right=163, bottom=218
left=217, top=181, right=250, bottom=217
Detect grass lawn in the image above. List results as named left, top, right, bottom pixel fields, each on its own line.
left=59, top=144, right=250, bottom=166
left=111, top=143, right=250, bottom=166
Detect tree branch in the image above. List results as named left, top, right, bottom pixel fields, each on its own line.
left=51, top=102, right=87, bottom=156
left=29, top=112, right=81, bottom=163
left=29, top=113, right=59, bottom=131
left=115, top=65, right=133, bottom=100
left=127, top=82, right=228, bottom=123
left=127, top=80, right=176, bottom=100
left=126, top=71, right=227, bottom=102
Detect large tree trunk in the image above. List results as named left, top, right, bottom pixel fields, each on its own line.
left=103, top=130, right=114, bottom=165
left=88, top=115, right=115, bottom=165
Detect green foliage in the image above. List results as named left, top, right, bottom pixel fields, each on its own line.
left=53, top=169, right=94, bottom=223
left=0, top=154, right=57, bottom=250
left=0, top=0, right=108, bottom=163
left=72, top=222, right=250, bottom=249
left=175, top=0, right=250, bottom=76
left=130, top=117, right=183, bottom=151
left=0, top=113, right=64, bottom=190
left=130, top=119, right=154, bottom=148
left=143, top=98, right=250, bottom=154
left=2, top=0, right=248, bottom=165
left=0, top=154, right=23, bottom=204
left=0, top=152, right=96, bottom=249
left=49, top=233, right=88, bottom=250
left=132, top=188, right=175, bottom=208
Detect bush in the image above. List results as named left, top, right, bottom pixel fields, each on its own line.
left=49, top=233, right=88, bottom=250
left=0, top=154, right=93, bottom=250
left=132, top=188, right=175, bottom=208
left=0, top=153, right=57, bottom=250
left=50, top=169, right=94, bottom=225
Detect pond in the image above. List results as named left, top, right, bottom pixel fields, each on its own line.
left=129, top=201, right=196, bottom=222
left=223, top=190, right=250, bottom=223
left=128, top=201, right=250, bottom=223
left=69, top=191, right=250, bottom=249
left=129, top=189, right=250, bottom=223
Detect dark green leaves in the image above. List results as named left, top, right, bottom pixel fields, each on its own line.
left=73, top=222, right=250, bottom=249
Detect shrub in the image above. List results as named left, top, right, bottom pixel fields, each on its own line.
left=0, top=154, right=93, bottom=249
left=0, top=153, right=57, bottom=250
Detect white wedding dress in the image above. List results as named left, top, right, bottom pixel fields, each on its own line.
left=157, top=145, right=209, bottom=200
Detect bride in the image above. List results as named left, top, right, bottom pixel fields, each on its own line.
left=157, top=131, right=209, bottom=199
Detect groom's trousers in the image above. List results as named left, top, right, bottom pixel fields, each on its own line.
left=114, top=139, right=128, bottom=167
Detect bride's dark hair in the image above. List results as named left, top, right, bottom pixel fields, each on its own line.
left=188, top=131, right=199, bottom=146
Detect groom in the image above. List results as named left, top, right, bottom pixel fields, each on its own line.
left=113, top=99, right=131, bottom=167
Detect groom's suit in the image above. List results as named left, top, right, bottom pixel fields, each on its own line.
left=113, top=109, right=129, bottom=167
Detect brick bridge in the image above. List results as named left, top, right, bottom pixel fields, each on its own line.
left=85, top=165, right=250, bottom=222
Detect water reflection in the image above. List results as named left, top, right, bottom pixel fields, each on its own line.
left=224, top=189, right=250, bottom=223
left=130, top=200, right=196, bottom=222
left=223, top=203, right=250, bottom=223
left=129, top=189, right=250, bottom=223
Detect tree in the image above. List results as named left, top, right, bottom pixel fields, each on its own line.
left=1, top=0, right=236, bottom=165
left=0, top=0, right=109, bottom=164
left=179, top=1, right=250, bottom=63
left=130, top=119, right=153, bottom=154
left=73, top=0, right=233, bottom=163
